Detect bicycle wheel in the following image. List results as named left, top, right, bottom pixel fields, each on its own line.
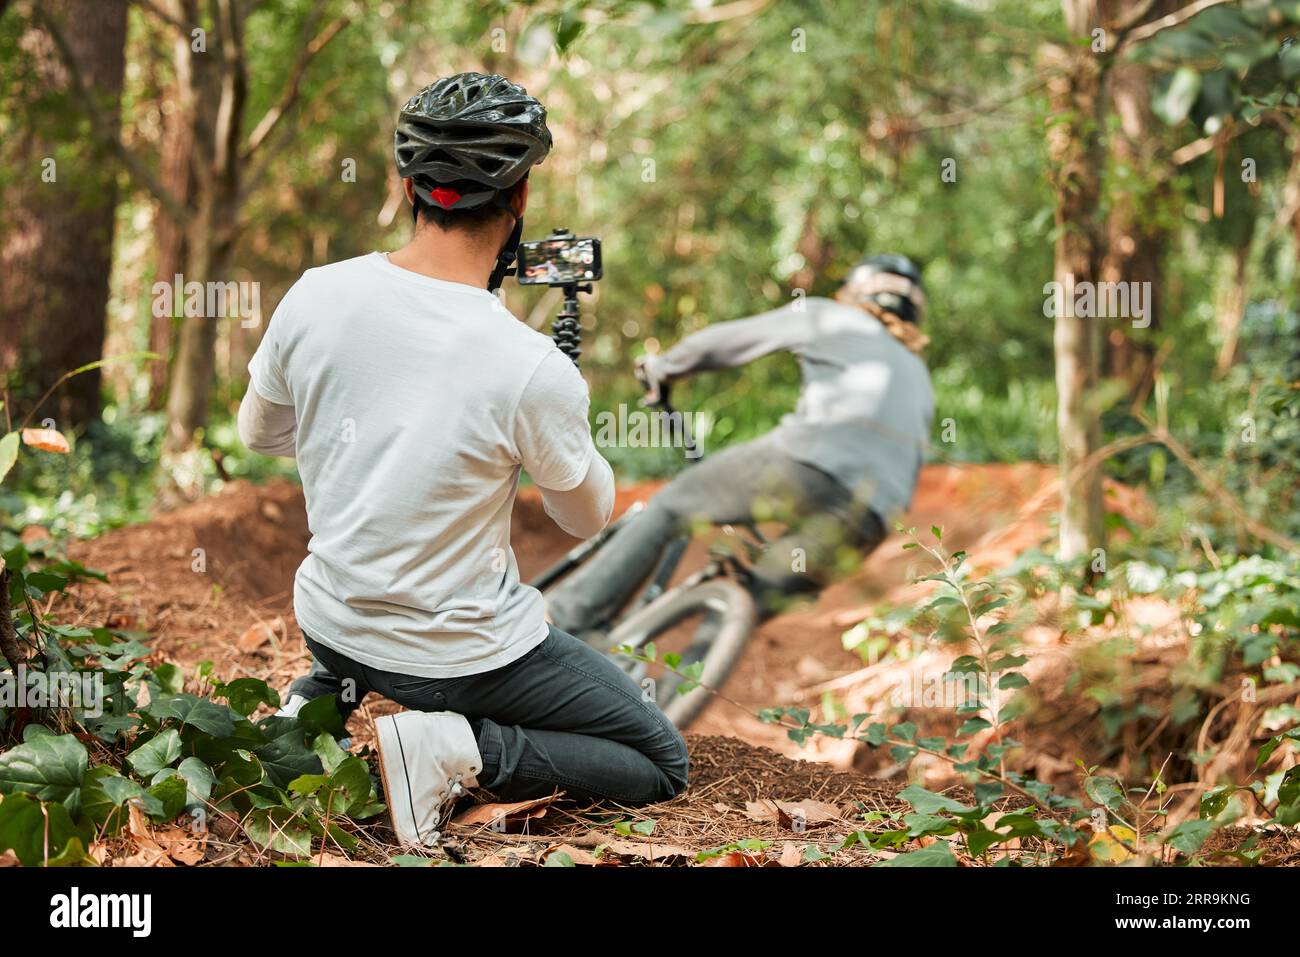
left=606, top=579, right=758, bottom=729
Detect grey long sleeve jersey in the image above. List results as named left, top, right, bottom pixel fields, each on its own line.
left=647, top=297, right=934, bottom=519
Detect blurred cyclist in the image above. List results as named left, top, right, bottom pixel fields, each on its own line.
left=547, top=254, right=934, bottom=634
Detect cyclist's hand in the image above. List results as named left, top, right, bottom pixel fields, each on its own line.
left=635, top=354, right=665, bottom=405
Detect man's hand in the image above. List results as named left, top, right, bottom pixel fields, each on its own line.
left=635, top=354, right=666, bottom=406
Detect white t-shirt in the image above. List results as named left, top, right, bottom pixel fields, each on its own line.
left=247, top=252, right=595, bottom=678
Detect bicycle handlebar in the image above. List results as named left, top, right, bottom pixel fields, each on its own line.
left=643, top=391, right=701, bottom=464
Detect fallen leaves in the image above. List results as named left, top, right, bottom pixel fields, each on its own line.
left=743, top=798, right=845, bottom=830
left=236, top=616, right=286, bottom=653
left=542, top=843, right=601, bottom=866
left=452, top=793, right=561, bottom=832
left=115, top=803, right=207, bottom=867
left=21, top=427, right=70, bottom=454
left=700, top=850, right=775, bottom=867
left=314, top=852, right=379, bottom=867
left=599, top=839, right=693, bottom=862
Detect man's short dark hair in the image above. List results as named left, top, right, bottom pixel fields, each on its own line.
left=413, top=178, right=524, bottom=233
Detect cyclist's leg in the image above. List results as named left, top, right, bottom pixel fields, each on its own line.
left=546, top=433, right=797, bottom=632
left=750, top=476, right=889, bottom=613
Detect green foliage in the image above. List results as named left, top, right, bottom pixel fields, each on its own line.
left=0, top=544, right=381, bottom=866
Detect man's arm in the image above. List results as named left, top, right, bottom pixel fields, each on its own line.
left=647, top=300, right=817, bottom=383
left=242, top=282, right=299, bottom=456
left=515, top=350, right=614, bottom=539
left=539, top=454, right=614, bottom=539
left=237, top=388, right=297, bottom=457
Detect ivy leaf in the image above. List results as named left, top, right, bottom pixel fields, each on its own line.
left=874, top=840, right=958, bottom=867
left=81, top=765, right=164, bottom=829
left=1164, top=819, right=1215, bottom=855
left=25, top=571, right=68, bottom=594
left=153, top=757, right=217, bottom=810
left=900, top=785, right=972, bottom=815
left=288, top=774, right=331, bottom=796
left=956, top=717, right=992, bottom=736
left=1200, top=784, right=1246, bottom=820
left=255, top=717, right=325, bottom=788
left=297, top=695, right=346, bottom=739
left=891, top=721, right=917, bottom=742
left=0, top=791, right=89, bottom=865
left=148, top=775, right=189, bottom=821
left=974, top=780, right=1005, bottom=805
left=152, top=663, right=185, bottom=695
left=146, top=692, right=237, bottom=738
left=1084, top=775, right=1125, bottom=811
left=904, top=812, right=955, bottom=837
left=127, top=728, right=183, bottom=778
left=245, top=806, right=314, bottom=857
left=215, top=677, right=279, bottom=718
left=312, top=733, right=350, bottom=774
left=0, top=432, right=20, bottom=484
left=967, top=824, right=1005, bottom=857
left=329, top=757, right=379, bottom=817
left=0, top=732, right=89, bottom=813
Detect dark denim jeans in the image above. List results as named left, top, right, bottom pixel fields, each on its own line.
left=291, top=626, right=689, bottom=806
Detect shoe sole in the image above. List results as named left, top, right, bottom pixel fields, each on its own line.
left=375, top=714, right=425, bottom=847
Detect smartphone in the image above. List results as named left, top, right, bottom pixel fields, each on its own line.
left=516, top=235, right=602, bottom=285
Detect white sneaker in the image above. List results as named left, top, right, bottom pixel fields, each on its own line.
left=374, top=711, right=482, bottom=848
left=276, top=693, right=309, bottom=718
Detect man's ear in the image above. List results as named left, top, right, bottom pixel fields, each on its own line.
left=403, top=177, right=417, bottom=206
left=510, top=178, right=529, bottom=218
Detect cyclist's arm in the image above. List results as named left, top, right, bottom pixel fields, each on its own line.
left=237, top=388, right=297, bottom=457
left=650, top=301, right=816, bottom=382
left=515, top=350, right=615, bottom=539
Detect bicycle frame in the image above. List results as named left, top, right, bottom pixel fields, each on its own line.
left=527, top=390, right=770, bottom=619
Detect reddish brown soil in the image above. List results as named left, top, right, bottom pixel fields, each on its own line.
left=64, top=464, right=1062, bottom=759
left=60, top=468, right=1297, bottom=866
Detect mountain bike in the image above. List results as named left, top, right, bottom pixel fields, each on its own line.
left=530, top=388, right=768, bottom=730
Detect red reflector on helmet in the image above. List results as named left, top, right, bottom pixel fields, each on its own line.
left=429, top=186, right=461, bottom=208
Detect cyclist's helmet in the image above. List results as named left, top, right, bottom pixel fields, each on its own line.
left=840, top=253, right=926, bottom=324
left=394, top=72, right=552, bottom=211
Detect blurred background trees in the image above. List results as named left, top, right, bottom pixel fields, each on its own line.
left=0, top=0, right=1296, bottom=552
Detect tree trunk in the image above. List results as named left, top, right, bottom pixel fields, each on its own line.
left=148, top=0, right=200, bottom=409
left=0, top=0, right=128, bottom=430
left=162, top=0, right=246, bottom=457
left=1215, top=246, right=1250, bottom=375
left=1101, top=52, right=1165, bottom=392
left=1043, top=1, right=1106, bottom=563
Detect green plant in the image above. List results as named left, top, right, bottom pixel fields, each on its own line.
left=0, top=543, right=382, bottom=866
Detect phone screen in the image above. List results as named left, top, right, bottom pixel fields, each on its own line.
left=516, top=236, right=602, bottom=285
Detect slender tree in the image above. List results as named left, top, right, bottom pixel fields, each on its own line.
left=1043, top=0, right=1107, bottom=563
left=0, top=0, right=129, bottom=429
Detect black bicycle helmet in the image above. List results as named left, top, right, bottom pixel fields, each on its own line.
left=841, top=253, right=926, bottom=324
left=394, top=72, right=552, bottom=289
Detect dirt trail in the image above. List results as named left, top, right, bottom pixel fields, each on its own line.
left=65, top=463, right=1060, bottom=765
left=62, top=467, right=1300, bottom=866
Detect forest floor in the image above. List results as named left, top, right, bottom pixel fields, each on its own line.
left=56, top=466, right=1300, bottom=866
